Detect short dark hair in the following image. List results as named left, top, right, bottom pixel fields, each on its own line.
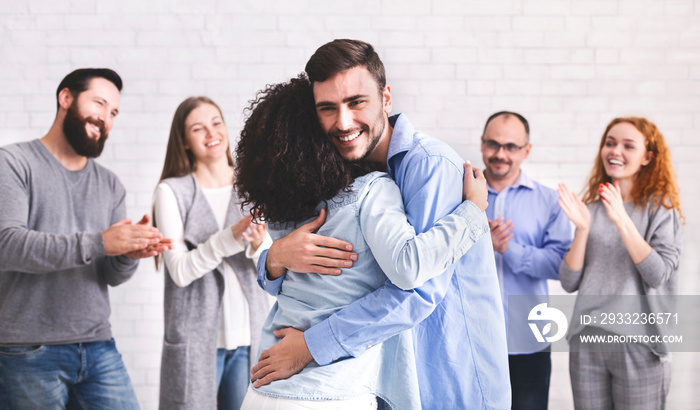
left=55, top=68, right=123, bottom=111
left=482, top=111, right=530, bottom=141
left=305, top=39, right=386, bottom=92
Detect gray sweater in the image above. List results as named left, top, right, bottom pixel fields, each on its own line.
left=0, top=139, right=138, bottom=346
left=560, top=199, right=682, bottom=355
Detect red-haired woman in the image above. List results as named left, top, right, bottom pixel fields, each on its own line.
left=557, top=117, right=683, bottom=409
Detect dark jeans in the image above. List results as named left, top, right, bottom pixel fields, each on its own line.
left=0, top=338, right=139, bottom=410
left=509, top=349, right=551, bottom=410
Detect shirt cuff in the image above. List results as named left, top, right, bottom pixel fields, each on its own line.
left=260, top=272, right=284, bottom=295
left=456, top=200, right=490, bottom=242
left=304, top=320, right=348, bottom=366
left=558, top=261, right=582, bottom=292
left=257, top=250, right=285, bottom=295
left=559, top=262, right=581, bottom=276
left=82, top=231, right=106, bottom=264
left=113, top=254, right=139, bottom=269
left=502, top=241, right=526, bottom=270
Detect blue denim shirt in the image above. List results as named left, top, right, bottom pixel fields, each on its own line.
left=258, top=114, right=511, bottom=409
left=485, top=171, right=571, bottom=354
left=254, top=171, right=486, bottom=409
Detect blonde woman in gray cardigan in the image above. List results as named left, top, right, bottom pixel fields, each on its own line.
left=557, top=117, right=683, bottom=410
left=154, top=97, right=273, bottom=410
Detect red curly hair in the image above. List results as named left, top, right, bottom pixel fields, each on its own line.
left=581, top=117, right=683, bottom=222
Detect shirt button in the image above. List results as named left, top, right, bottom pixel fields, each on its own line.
left=366, top=345, right=372, bottom=349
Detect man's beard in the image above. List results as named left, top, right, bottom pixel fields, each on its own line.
left=486, top=158, right=513, bottom=178
left=63, top=101, right=108, bottom=158
left=348, top=107, right=386, bottom=164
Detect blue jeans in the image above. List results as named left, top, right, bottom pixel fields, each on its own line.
left=0, top=339, right=139, bottom=410
left=216, top=346, right=250, bottom=410
left=508, top=349, right=551, bottom=410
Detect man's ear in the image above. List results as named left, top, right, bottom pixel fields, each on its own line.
left=57, top=87, right=74, bottom=111
left=383, top=84, right=392, bottom=114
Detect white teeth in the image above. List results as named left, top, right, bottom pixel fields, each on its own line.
left=609, top=159, right=624, bottom=166
left=339, top=131, right=361, bottom=142
left=90, top=124, right=100, bottom=132
left=206, top=140, right=221, bottom=147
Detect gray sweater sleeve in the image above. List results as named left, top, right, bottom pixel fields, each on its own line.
left=559, top=255, right=583, bottom=293
left=99, top=184, right=139, bottom=287
left=0, top=147, right=137, bottom=282
left=635, top=205, right=682, bottom=289
left=0, top=150, right=103, bottom=273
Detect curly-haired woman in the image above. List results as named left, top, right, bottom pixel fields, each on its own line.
left=557, top=117, right=683, bottom=409
left=235, top=75, right=491, bottom=410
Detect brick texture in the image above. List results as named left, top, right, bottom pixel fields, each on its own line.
left=1, top=1, right=698, bottom=409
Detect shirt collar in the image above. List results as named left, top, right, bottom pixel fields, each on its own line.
left=386, top=113, right=413, bottom=160
left=486, top=169, right=535, bottom=193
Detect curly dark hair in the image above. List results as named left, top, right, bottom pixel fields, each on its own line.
left=235, top=74, right=373, bottom=225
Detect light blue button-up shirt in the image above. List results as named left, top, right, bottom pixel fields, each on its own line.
left=486, top=171, right=571, bottom=354
left=254, top=171, right=489, bottom=409
left=258, top=114, right=511, bottom=409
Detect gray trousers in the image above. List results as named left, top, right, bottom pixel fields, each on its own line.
left=569, top=329, right=671, bottom=410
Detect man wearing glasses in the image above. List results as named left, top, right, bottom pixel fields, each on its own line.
left=480, top=111, right=572, bottom=410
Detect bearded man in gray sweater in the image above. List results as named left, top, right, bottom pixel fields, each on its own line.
left=0, top=68, right=172, bottom=409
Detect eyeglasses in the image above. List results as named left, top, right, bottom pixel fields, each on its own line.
left=481, top=139, right=528, bottom=154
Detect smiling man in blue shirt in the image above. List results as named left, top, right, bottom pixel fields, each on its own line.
left=480, top=111, right=572, bottom=410
left=250, top=40, right=511, bottom=409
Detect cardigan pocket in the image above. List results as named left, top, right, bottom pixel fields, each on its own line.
left=161, top=340, right=189, bottom=404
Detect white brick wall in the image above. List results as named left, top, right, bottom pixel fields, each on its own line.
left=1, top=1, right=698, bottom=409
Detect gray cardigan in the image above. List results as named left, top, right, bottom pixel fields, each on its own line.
left=158, top=174, right=268, bottom=410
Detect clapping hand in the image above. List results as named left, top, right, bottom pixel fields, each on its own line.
left=104, top=214, right=174, bottom=259
left=242, top=220, right=267, bottom=252
left=488, top=217, right=514, bottom=254
left=599, top=181, right=629, bottom=228
left=557, top=184, right=590, bottom=231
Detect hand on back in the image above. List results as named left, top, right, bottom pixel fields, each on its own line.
left=463, top=162, right=488, bottom=212
left=265, top=208, right=357, bottom=279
